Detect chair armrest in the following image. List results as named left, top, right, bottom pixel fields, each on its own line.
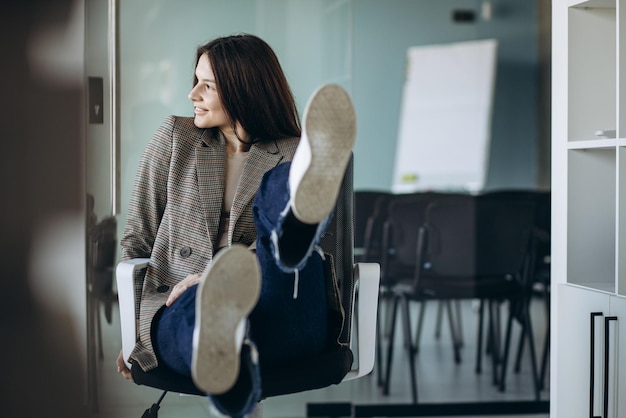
left=343, top=262, right=380, bottom=381
left=116, top=258, right=149, bottom=368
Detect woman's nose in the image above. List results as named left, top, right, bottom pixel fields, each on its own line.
left=188, top=84, right=198, bottom=100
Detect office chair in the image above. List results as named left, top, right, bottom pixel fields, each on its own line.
left=512, top=191, right=550, bottom=391
left=382, top=193, right=540, bottom=403
left=379, top=192, right=463, bottom=402
left=375, top=193, right=467, bottom=397
left=353, top=190, right=393, bottom=387
left=353, top=190, right=392, bottom=263
left=116, top=161, right=380, bottom=417
left=477, top=190, right=550, bottom=396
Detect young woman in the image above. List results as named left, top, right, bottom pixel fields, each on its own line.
left=115, top=33, right=356, bottom=417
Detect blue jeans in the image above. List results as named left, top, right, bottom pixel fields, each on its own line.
left=153, top=162, right=329, bottom=409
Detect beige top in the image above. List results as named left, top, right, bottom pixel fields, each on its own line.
left=217, top=152, right=250, bottom=248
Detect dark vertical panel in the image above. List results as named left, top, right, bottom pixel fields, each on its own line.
left=0, top=0, right=86, bottom=416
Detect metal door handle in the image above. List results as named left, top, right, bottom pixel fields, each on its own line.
left=590, top=312, right=604, bottom=418
left=603, top=316, right=618, bottom=418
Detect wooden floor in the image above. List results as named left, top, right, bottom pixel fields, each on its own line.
left=93, top=297, right=550, bottom=418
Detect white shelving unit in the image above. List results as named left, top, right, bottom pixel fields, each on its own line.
left=552, top=0, right=626, bottom=416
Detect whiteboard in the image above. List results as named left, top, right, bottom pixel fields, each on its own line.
left=392, top=39, right=498, bottom=193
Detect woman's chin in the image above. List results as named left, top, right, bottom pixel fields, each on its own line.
left=193, top=116, right=210, bottom=128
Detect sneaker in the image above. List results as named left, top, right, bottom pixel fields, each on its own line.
left=288, top=83, right=357, bottom=225
left=191, top=245, right=261, bottom=395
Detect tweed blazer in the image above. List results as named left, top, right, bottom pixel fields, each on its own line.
left=120, top=115, right=299, bottom=372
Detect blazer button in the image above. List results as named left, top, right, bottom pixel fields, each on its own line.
left=180, top=246, right=192, bottom=258
left=157, top=285, right=170, bottom=293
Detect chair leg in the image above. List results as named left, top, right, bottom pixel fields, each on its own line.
left=539, top=318, right=550, bottom=391
left=445, top=301, right=462, bottom=364
left=382, top=295, right=400, bottom=396
left=498, top=302, right=516, bottom=392
left=400, top=296, right=418, bottom=404
left=455, top=300, right=464, bottom=347
left=414, top=301, right=427, bottom=355
left=376, top=292, right=385, bottom=388
left=501, top=298, right=542, bottom=400
left=384, top=292, right=396, bottom=340
left=513, top=323, right=526, bottom=373
left=521, top=302, right=542, bottom=401
left=485, top=308, right=494, bottom=358
left=488, top=300, right=502, bottom=387
left=435, top=301, right=444, bottom=339
left=539, top=285, right=551, bottom=391
left=475, top=299, right=485, bottom=374
left=378, top=289, right=397, bottom=389
left=142, top=391, right=167, bottom=418
left=539, top=280, right=551, bottom=391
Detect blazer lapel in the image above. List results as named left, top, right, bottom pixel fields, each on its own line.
left=229, top=140, right=284, bottom=232
left=196, top=130, right=226, bottom=250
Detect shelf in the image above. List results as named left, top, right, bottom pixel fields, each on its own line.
left=568, top=5, right=616, bottom=141
left=569, top=281, right=616, bottom=293
left=568, top=138, right=617, bottom=148
left=569, top=0, right=615, bottom=8
left=567, top=148, right=616, bottom=287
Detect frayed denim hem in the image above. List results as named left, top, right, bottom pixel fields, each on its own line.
left=269, top=203, right=330, bottom=274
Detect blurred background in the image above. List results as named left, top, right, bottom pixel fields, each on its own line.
left=1, top=0, right=550, bottom=417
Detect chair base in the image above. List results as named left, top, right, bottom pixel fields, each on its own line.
left=130, top=345, right=353, bottom=399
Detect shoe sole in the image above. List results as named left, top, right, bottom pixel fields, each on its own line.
left=291, top=84, right=357, bottom=224
left=191, top=245, right=261, bottom=394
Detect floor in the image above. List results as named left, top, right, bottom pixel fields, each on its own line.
left=91, top=297, right=550, bottom=418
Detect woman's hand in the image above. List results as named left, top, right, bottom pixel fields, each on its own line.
left=166, top=273, right=202, bottom=306
left=116, top=349, right=133, bottom=382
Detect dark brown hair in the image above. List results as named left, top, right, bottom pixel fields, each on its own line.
left=195, top=34, right=301, bottom=143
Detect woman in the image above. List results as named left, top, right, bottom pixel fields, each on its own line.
left=115, top=33, right=356, bottom=417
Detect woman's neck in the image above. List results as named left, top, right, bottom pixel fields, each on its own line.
left=226, top=139, right=251, bottom=154
left=221, top=124, right=251, bottom=154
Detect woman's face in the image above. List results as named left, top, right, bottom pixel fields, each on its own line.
left=188, top=53, right=231, bottom=131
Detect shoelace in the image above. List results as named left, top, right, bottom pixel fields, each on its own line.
left=292, top=246, right=325, bottom=299
left=293, top=269, right=299, bottom=299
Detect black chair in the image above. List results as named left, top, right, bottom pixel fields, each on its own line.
left=353, top=190, right=392, bottom=387
left=519, top=190, right=550, bottom=391
left=382, top=193, right=540, bottom=403
left=359, top=191, right=394, bottom=265
left=354, top=190, right=391, bottom=262
left=378, top=192, right=463, bottom=402
left=478, top=190, right=550, bottom=395
left=115, top=160, right=381, bottom=417
left=472, top=191, right=529, bottom=377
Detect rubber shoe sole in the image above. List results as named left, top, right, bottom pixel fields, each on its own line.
left=191, top=245, right=261, bottom=395
left=289, top=83, right=357, bottom=225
